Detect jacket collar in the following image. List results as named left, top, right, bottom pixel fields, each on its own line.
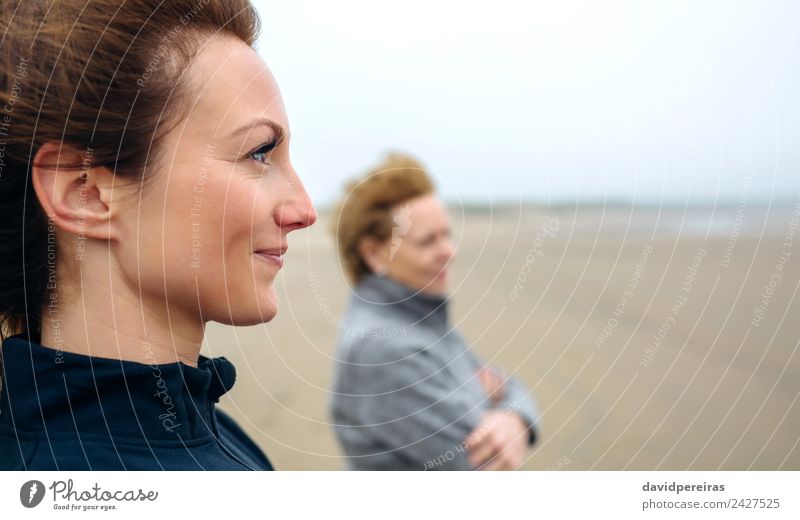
left=354, top=273, right=450, bottom=331
left=0, top=333, right=236, bottom=441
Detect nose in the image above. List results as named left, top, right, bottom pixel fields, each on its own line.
left=440, top=237, right=456, bottom=262
left=275, top=174, right=317, bottom=232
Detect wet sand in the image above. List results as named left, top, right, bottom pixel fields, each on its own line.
left=206, top=202, right=800, bottom=470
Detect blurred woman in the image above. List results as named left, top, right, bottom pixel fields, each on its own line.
left=329, top=153, right=539, bottom=470
left=0, top=0, right=316, bottom=470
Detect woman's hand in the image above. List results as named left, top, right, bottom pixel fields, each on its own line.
left=465, top=410, right=530, bottom=470
left=476, top=365, right=507, bottom=406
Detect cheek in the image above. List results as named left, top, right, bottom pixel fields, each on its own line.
left=177, top=179, right=226, bottom=265
left=414, top=247, right=438, bottom=271
left=189, top=177, right=262, bottom=274
left=396, top=246, right=432, bottom=278
left=127, top=161, right=281, bottom=323
left=195, top=179, right=279, bottom=321
left=124, top=175, right=206, bottom=292
left=139, top=171, right=253, bottom=286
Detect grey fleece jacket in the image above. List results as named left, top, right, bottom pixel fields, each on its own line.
left=329, top=273, right=539, bottom=470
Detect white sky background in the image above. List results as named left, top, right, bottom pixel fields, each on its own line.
left=251, top=0, right=800, bottom=206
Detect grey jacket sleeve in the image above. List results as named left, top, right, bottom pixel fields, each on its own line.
left=348, top=344, right=485, bottom=470
left=497, top=372, right=540, bottom=445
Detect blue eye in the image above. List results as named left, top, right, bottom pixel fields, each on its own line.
left=249, top=140, right=277, bottom=164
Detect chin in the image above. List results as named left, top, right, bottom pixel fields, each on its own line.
left=254, top=288, right=279, bottom=322
left=422, top=280, right=448, bottom=297
left=225, top=303, right=278, bottom=326
left=212, top=286, right=279, bottom=326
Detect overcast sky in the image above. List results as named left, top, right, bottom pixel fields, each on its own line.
left=251, top=0, right=800, bottom=206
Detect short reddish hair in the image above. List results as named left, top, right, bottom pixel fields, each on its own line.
left=331, top=152, right=435, bottom=283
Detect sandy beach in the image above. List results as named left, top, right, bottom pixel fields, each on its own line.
left=205, top=201, right=800, bottom=470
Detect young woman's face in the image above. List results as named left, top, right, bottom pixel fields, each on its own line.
left=116, top=35, right=316, bottom=326
left=382, top=193, right=456, bottom=296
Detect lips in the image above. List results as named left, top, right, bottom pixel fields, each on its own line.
left=255, top=246, right=287, bottom=269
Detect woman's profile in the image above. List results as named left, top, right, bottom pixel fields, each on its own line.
left=329, top=153, right=539, bottom=470
left=0, top=0, right=316, bottom=470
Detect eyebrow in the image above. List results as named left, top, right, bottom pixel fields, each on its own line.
left=227, top=117, right=287, bottom=142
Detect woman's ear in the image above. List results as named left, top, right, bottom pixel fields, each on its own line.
left=31, top=141, right=126, bottom=241
left=357, top=236, right=390, bottom=275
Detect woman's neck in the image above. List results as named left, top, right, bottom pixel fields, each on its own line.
left=40, top=259, right=205, bottom=368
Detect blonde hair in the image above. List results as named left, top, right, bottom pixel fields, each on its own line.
left=331, top=152, right=435, bottom=283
